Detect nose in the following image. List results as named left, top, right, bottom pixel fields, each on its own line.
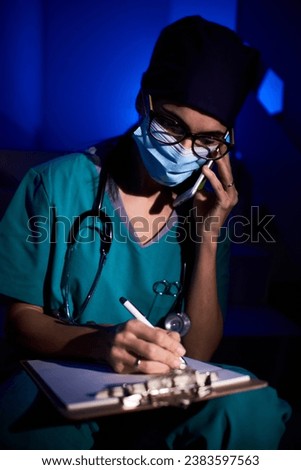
left=180, top=137, right=193, bottom=149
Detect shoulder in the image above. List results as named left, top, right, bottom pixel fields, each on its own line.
left=32, top=152, right=94, bottom=179
left=31, top=136, right=121, bottom=180
left=15, top=153, right=96, bottom=204
left=11, top=137, right=123, bottom=209
left=3, top=153, right=98, bottom=216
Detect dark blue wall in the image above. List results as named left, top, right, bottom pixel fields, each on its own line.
left=0, top=0, right=237, bottom=151
left=0, top=0, right=299, bottom=317
left=234, top=0, right=301, bottom=316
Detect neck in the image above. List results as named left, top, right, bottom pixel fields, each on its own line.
left=111, top=137, right=173, bottom=199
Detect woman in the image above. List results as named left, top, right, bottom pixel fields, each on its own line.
left=0, top=15, right=291, bottom=449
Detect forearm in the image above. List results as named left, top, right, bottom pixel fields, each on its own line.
left=6, top=302, right=111, bottom=363
left=6, top=302, right=186, bottom=375
left=183, top=236, right=223, bottom=361
left=183, top=159, right=237, bottom=361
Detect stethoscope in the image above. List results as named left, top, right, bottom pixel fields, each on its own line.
left=56, top=152, right=191, bottom=336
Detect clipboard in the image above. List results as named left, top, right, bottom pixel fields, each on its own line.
left=22, top=357, right=267, bottom=420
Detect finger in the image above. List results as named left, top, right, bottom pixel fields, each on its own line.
left=113, top=348, right=180, bottom=375
left=201, top=164, right=228, bottom=197
left=130, top=335, right=184, bottom=368
left=123, top=320, right=184, bottom=353
left=132, top=357, right=173, bottom=375
left=202, top=161, right=237, bottom=200
left=213, top=155, right=236, bottom=190
left=132, top=355, right=171, bottom=374
left=119, top=332, right=184, bottom=370
left=114, top=320, right=185, bottom=369
left=109, top=348, right=139, bottom=374
left=110, top=334, right=185, bottom=374
left=166, top=330, right=182, bottom=341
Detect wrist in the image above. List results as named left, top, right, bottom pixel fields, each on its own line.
left=87, top=325, right=113, bottom=363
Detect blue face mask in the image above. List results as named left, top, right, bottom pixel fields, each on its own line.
left=132, top=118, right=207, bottom=187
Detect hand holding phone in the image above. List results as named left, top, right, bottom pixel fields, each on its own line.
left=173, top=160, right=214, bottom=208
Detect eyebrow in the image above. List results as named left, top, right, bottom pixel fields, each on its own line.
left=159, top=106, right=226, bottom=137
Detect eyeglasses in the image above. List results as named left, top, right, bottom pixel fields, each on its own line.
left=148, top=111, right=234, bottom=160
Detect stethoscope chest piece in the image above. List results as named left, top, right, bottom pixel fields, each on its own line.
left=164, top=311, right=191, bottom=336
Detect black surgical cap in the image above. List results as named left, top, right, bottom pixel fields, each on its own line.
left=140, top=15, right=261, bottom=128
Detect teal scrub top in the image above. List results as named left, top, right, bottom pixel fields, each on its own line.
left=0, top=151, right=230, bottom=326
left=0, top=150, right=293, bottom=453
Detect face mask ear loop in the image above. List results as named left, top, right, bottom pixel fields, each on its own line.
left=140, top=91, right=153, bottom=117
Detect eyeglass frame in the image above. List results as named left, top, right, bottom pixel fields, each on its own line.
left=146, top=94, right=235, bottom=160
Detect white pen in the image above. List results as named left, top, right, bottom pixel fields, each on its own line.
left=119, top=296, right=186, bottom=366
left=119, top=296, right=154, bottom=328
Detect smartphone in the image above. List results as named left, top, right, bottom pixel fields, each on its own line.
left=173, top=160, right=214, bottom=208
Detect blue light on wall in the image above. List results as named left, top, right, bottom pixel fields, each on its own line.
left=257, top=68, right=284, bottom=116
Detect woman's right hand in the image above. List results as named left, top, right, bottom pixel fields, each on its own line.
left=102, top=319, right=186, bottom=374
left=7, top=302, right=185, bottom=375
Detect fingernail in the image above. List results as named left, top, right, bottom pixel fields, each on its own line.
left=172, top=357, right=183, bottom=368
left=176, top=346, right=185, bottom=356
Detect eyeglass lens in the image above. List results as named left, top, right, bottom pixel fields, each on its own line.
left=149, top=113, right=231, bottom=159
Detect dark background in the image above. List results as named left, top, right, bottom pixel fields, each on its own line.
left=0, top=0, right=300, bottom=448
left=0, top=0, right=300, bottom=309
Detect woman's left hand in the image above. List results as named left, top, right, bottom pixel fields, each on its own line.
left=193, top=154, right=238, bottom=238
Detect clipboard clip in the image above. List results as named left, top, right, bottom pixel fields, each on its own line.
left=96, top=367, right=218, bottom=410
